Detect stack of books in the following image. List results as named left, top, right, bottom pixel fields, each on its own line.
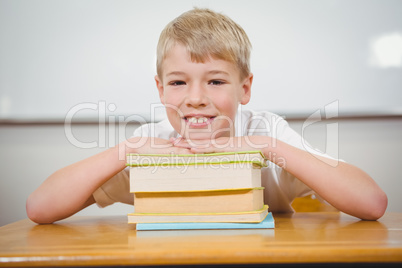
left=126, top=151, right=275, bottom=230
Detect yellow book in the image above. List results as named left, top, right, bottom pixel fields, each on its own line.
left=134, top=187, right=265, bottom=214
left=128, top=205, right=269, bottom=224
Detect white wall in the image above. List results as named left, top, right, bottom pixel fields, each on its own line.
left=1, top=118, right=401, bottom=226
left=1, top=0, right=401, bottom=120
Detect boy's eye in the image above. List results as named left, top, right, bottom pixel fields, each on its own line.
left=169, top=81, right=186, bottom=86
left=208, top=80, right=225, bottom=86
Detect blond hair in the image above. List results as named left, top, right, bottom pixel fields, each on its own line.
left=156, top=8, right=252, bottom=80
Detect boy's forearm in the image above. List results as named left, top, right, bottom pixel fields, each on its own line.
left=26, top=138, right=138, bottom=224
left=264, top=138, right=388, bottom=220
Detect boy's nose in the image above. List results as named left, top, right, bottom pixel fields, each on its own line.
left=185, top=84, right=208, bottom=108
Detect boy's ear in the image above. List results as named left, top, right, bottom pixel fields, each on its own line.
left=155, top=75, right=165, bottom=104
left=240, top=73, right=253, bottom=105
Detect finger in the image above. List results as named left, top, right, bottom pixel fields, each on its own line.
left=170, top=137, right=184, bottom=146
left=190, top=147, right=213, bottom=154
left=185, top=139, right=211, bottom=149
left=173, top=148, right=192, bottom=154
left=174, top=143, right=192, bottom=149
left=171, top=137, right=193, bottom=149
left=169, top=137, right=183, bottom=145
left=190, top=145, right=223, bottom=154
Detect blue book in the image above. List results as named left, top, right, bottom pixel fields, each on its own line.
left=136, top=212, right=274, bottom=231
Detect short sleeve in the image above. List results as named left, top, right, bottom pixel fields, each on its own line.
left=92, top=168, right=134, bottom=208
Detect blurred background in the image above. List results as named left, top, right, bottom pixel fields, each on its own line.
left=1, top=0, right=401, bottom=226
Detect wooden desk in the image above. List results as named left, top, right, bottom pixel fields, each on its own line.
left=1, top=212, right=401, bottom=267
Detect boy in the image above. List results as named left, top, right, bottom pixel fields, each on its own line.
left=26, top=8, right=387, bottom=224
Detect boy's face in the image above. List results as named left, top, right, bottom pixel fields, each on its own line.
left=155, top=44, right=252, bottom=141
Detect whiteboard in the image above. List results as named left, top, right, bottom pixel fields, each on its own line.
left=0, top=0, right=401, bottom=121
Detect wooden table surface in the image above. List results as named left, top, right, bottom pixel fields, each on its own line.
left=1, top=212, right=402, bottom=267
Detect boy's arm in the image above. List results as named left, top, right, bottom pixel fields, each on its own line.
left=26, top=137, right=191, bottom=224
left=269, top=138, right=387, bottom=220
left=176, top=136, right=388, bottom=220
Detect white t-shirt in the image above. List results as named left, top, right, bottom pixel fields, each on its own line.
left=93, top=110, right=330, bottom=213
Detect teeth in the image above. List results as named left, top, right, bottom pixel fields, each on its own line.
left=188, top=117, right=208, bottom=123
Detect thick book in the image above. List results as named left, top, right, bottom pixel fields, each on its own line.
left=136, top=212, right=275, bottom=230
left=127, top=151, right=267, bottom=192
left=128, top=205, right=269, bottom=224
left=134, top=187, right=265, bottom=214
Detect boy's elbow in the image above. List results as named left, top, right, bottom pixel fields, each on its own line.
left=362, top=190, right=388, bottom=221
left=26, top=195, right=55, bottom=224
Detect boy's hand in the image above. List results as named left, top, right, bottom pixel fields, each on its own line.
left=120, top=137, right=192, bottom=159
left=171, top=136, right=270, bottom=155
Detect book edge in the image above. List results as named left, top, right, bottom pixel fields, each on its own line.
left=128, top=205, right=268, bottom=217
left=135, top=213, right=274, bottom=230
left=127, top=150, right=264, bottom=158
left=126, top=161, right=267, bottom=167
left=133, top=187, right=265, bottom=194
